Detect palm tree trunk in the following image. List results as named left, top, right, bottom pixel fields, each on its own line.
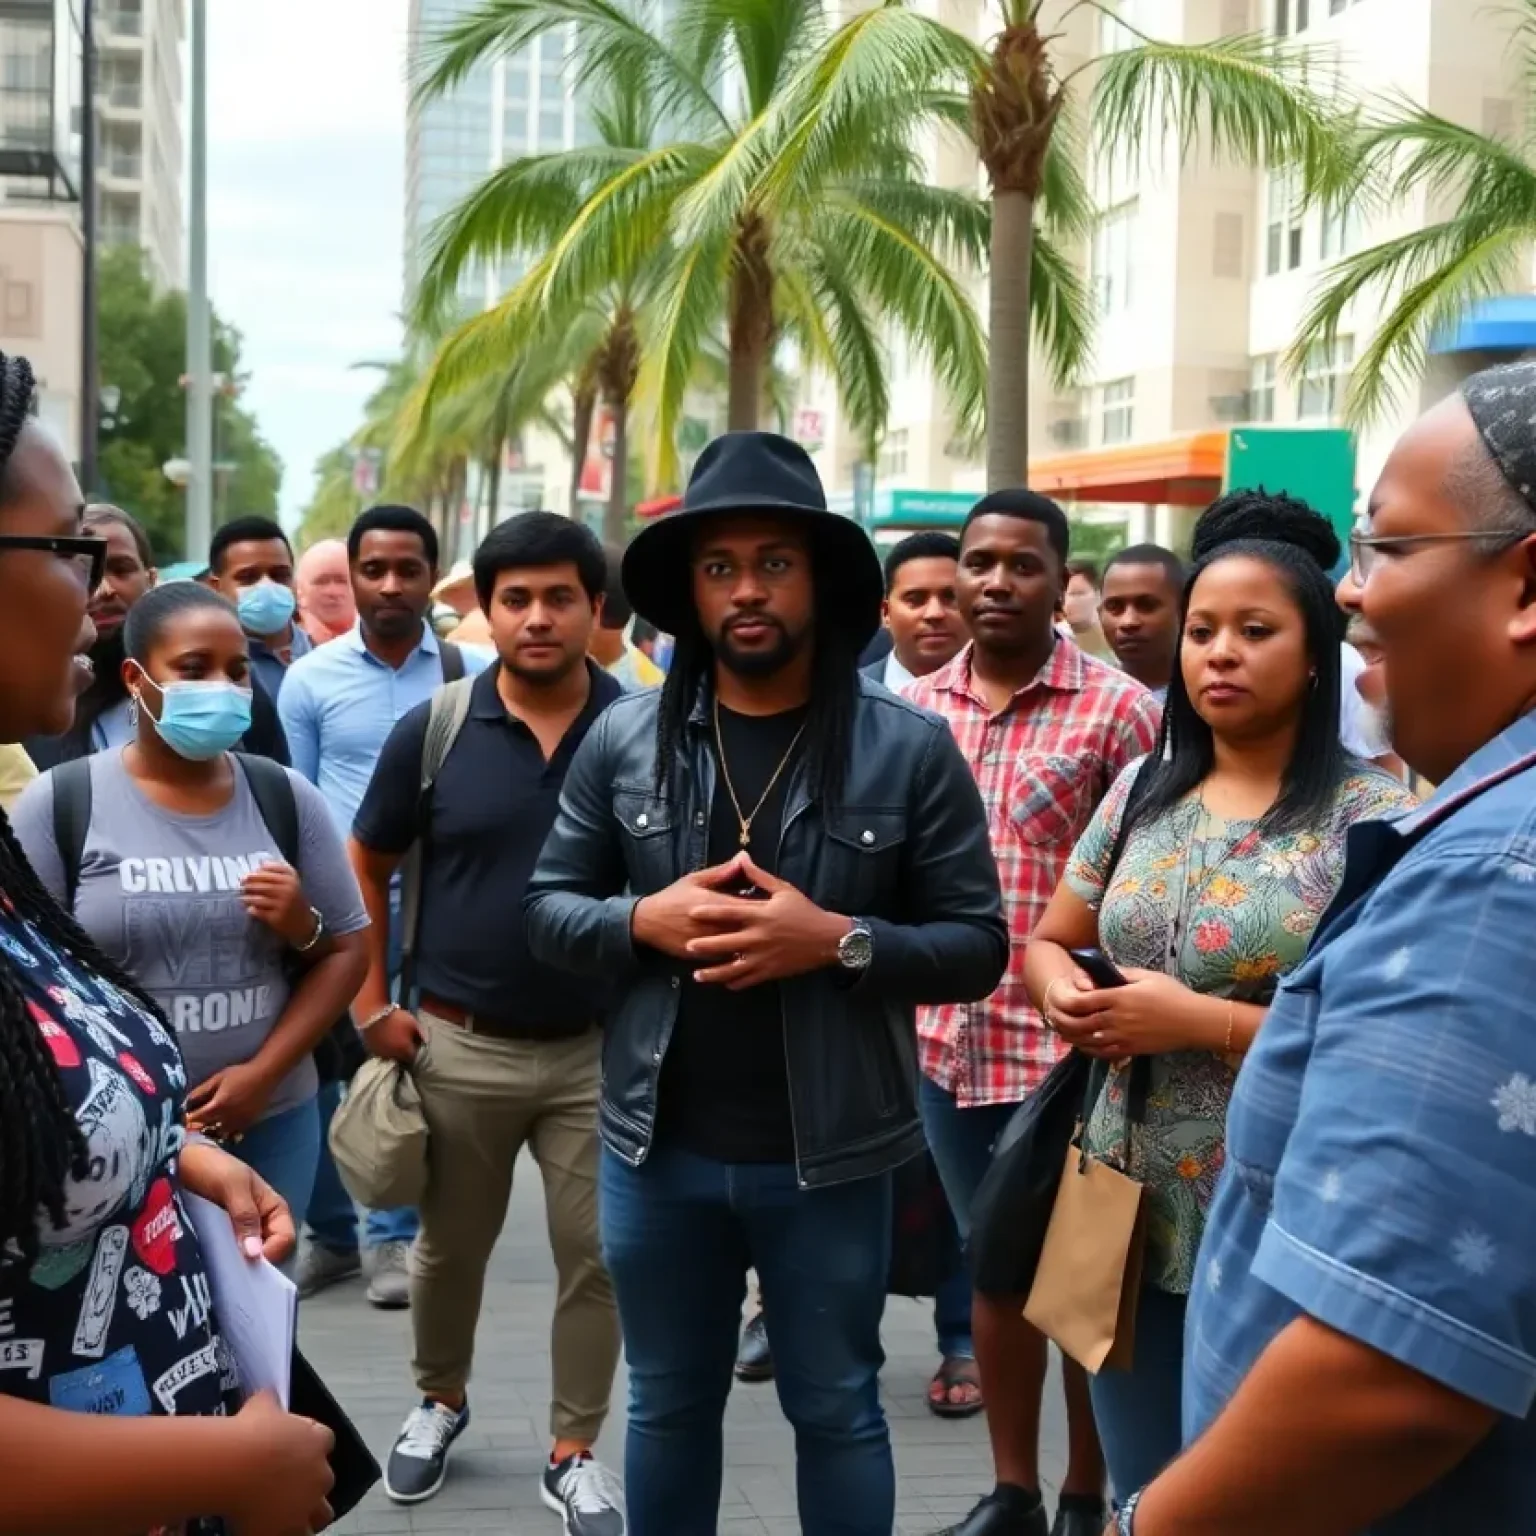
left=987, top=189, right=1035, bottom=490
left=727, top=216, right=774, bottom=432
left=569, top=382, right=596, bottom=520
left=603, top=396, right=629, bottom=547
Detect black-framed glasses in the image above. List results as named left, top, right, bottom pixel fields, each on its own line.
left=0, top=534, right=107, bottom=591
left=1348, top=526, right=1524, bottom=585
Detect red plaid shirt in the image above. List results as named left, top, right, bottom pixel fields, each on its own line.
left=905, top=642, right=1161, bottom=1106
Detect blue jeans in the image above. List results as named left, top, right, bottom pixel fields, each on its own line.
left=932, top=1207, right=973, bottom=1359
left=306, top=1079, right=420, bottom=1253
left=234, top=1097, right=322, bottom=1267
left=1089, top=1285, right=1187, bottom=1502
left=600, top=1145, right=894, bottom=1536
left=918, top=1074, right=1020, bottom=1244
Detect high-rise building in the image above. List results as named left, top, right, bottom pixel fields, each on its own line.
left=807, top=0, right=1525, bottom=549
left=94, top=0, right=186, bottom=289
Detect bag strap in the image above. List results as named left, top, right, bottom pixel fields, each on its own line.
left=232, top=753, right=300, bottom=866
left=397, top=677, right=476, bottom=998
left=1102, top=756, right=1155, bottom=892
left=438, top=641, right=465, bottom=685
left=52, top=757, right=93, bottom=911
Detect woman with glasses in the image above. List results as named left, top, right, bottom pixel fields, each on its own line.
left=0, top=351, right=339, bottom=1531
left=1022, top=491, right=1416, bottom=1506
left=14, top=580, right=370, bottom=1263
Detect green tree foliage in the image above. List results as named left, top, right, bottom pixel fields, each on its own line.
left=95, top=246, right=282, bottom=560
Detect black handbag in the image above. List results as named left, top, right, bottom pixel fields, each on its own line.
left=289, top=1347, right=381, bottom=1521
left=887, top=1152, right=955, bottom=1299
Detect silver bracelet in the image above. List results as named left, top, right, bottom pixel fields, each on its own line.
left=293, top=905, right=325, bottom=953
left=356, top=1003, right=397, bottom=1033
left=1116, top=1490, right=1143, bottom=1535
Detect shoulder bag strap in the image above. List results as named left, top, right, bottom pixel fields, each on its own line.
left=51, top=758, right=94, bottom=911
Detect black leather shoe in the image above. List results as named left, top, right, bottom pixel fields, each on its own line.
left=933, top=1491, right=1048, bottom=1536
left=734, top=1310, right=774, bottom=1382
left=1050, top=1495, right=1108, bottom=1536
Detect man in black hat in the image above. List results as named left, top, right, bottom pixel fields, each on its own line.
left=525, top=431, right=1009, bottom=1536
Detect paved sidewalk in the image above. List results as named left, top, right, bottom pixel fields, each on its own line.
left=301, top=1152, right=1068, bottom=1535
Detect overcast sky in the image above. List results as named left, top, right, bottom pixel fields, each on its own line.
left=206, top=0, right=411, bottom=526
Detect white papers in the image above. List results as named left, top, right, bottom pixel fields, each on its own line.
left=181, top=1191, right=298, bottom=1408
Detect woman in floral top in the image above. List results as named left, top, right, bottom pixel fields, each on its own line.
left=1024, top=492, right=1416, bottom=1504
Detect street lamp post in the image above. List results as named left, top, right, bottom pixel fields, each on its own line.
left=185, top=0, right=213, bottom=563
left=80, top=0, right=97, bottom=494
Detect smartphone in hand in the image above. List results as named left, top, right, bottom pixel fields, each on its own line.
left=1067, top=947, right=1129, bottom=989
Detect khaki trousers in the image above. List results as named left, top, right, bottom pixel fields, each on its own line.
left=410, top=1012, right=619, bottom=1443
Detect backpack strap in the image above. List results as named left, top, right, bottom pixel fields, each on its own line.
left=397, top=677, right=476, bottom=999
left=438, top=640, right=465, bottom=685
left=52, top=757, right=94, bottom=911
left=232, top=753, right=300, bottom=866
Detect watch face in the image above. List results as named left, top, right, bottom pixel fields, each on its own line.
left=839, top=928, right=873, bottom=969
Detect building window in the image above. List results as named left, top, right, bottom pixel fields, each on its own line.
left=1319, top=201, right=1360, bottom=260
left=1101, top=378, right=1134, bottom=445
left=1249, top=355, right=1277, bottom=422
left=1091, top=201, right=1136, bottom=316
left=1274, top=0, right=1309, bottom=33
left=1298, top=337, right=1353, bottom=420
left=878, top=428, right=909, bottom=478
left=1265, top=170, right=1303, bottom=275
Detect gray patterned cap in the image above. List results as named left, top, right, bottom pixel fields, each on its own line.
left=1461, top=359, right=1536, bottom=509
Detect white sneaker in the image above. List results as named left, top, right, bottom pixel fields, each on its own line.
left=540, top=1450, right=626, bottom=1536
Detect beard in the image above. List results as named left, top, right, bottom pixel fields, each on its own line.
left=1354, top=693, right=1394, bottom=759
left=714, top=619, right=806, bottom=678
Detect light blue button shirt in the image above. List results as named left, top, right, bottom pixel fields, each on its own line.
left=1185, top=710, right=1536, bottom=1531
left=276, top=622, right=489, bottom=836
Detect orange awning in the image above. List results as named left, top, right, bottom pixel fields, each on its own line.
left=1029, top=431, right=1228, bottom=506
left=636, top=494, right=681, bottom=519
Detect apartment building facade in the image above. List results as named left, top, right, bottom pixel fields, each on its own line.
left=807, top=0, right=1523, bottom=550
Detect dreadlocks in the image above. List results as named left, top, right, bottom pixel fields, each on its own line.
left=653, top=545, right=863, bottom=814
left=0, top=353, right=173, bottom=1271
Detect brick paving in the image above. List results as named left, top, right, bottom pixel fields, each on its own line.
left=302, top=1151, right=1069, bottom=1535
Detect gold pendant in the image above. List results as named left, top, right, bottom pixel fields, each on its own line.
left=739, top=827, right=751, bottom=847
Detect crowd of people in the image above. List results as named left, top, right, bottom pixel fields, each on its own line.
left=0, top=338, right=1530, bottom=1536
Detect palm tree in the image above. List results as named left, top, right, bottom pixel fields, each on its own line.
left=414, top=0, right=1002, bottom=491
left=1291, top=4, right=1536, bottom=428
left=763, top=1, right=1352, bottom=487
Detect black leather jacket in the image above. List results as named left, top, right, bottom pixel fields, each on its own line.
left=525, top=677, right=1008, bottom=1189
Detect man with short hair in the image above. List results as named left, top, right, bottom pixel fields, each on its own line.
left=280, top=504, right=489, bottom=1309
left=524, top=431, right=1009, bottom=1536
left=908, top=491, right=1161, bottom=1536
left=1097, top=544, right=1185, bottom=701
left=296, top=537, right=357, bottom=645
left=1061, top=557, right=1115, bottom=663
left=351, top=512, right=624, bottom=1527
left=591, top=543, right=665, bottom=690
left=208, top=514, right=312, bottom=698
left=863, top=531, right=967, bottom=691
left=1116, top=371, right=1536, bottom=1533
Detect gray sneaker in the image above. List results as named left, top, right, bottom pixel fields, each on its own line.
left=296, top=1242, right=361, bottom=1300
left=367, top=1239, right=413, bottom=1310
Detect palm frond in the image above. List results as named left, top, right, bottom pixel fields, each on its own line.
left=1091, top=32, right=1356, bottom=205
left=831, top=178, right=992, bottom=269
left=1291, top=214, right=1533, bottom=427
left=816, top=194, right=988, bottom=441
left=674, top=0, right=824, bottom=120
left=1353, top=94, right=1536, bottom=212
left=413, top=0, right=729, bottom=136
left=1030, top=228, right=1094, bottom=387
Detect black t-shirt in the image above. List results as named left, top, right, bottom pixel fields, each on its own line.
left=655, top=703, right=807, bottom=1163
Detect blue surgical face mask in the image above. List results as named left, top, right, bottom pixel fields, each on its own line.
left=236, top=579, right=297, bottom=637
left=133, top=668, right=253, bottom=761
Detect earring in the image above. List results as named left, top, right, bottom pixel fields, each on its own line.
left=127, top=693, right=139, bottom=727
left=1309, top=672, right=1319, bottom=690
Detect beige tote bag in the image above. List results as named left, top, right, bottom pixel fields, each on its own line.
left=327, top=1057, right=429, bottom=1211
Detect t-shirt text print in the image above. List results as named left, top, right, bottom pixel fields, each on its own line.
left=0, top=896, right=236, bottom=1536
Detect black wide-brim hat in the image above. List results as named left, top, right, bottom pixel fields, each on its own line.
left=621, top=430, right=885, bottom=650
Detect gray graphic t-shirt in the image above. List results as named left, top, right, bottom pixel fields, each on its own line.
left=13, top=749, right=368, bottom=1119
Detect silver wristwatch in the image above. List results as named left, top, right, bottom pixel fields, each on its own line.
left=1116, top=1490, right=1142, bottom=1535
left=837, top=920, right=873, bottom=972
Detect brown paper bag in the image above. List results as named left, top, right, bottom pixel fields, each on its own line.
left=1023, top=1141, right=1147, bottom=1373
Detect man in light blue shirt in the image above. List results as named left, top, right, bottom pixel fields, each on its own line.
left=1120, top=364, right=1536, bottom=1534
left=279, top=505, right=488, bottom=1311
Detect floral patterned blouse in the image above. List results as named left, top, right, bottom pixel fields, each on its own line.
left=1065, top=757, right=1416, bottom=1294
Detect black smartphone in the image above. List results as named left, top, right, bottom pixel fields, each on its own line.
left=1068, top=947, right=1129, bottom=989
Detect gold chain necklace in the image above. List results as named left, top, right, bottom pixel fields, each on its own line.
left=712, top=694, right=808, bottom=848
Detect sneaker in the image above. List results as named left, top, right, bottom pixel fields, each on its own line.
left=383, top=1399, right=469, bottom=1504
left=366, top=1239, right=412, bottom=1310
left=295, top=1241, right=360, bottom=1300
left=734, top=1310, right=773, bottom=1382
left=541, top=1451, right=626, bottom=1536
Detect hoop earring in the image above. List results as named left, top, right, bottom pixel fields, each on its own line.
left=1309, top=672, right=1319, bottom=690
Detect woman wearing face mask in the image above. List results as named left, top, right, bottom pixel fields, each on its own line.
left=14, top=582, right=370, bottom=1242
left=0, top=350, right=336, bottom=1533
left=1022, top=494, right=1417, bottom=1507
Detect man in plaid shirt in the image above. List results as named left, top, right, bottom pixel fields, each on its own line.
left=906, top=490, right=1161, bottom=1536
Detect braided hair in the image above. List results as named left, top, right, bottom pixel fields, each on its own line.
left=1126, top=487, right=1349, bottom=839
left=0, top=352, right=174, bottom=1271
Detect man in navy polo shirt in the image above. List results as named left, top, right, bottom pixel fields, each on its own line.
left=349, top=514, right=624, bottom=1530
left=1119, top=364, right=1536, bottom=1533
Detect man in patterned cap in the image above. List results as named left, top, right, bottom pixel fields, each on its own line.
left=1117, top=362, right=1536, bottom=1535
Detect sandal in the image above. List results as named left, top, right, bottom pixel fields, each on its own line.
left=926, top=1354, right=984, bottom=1418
